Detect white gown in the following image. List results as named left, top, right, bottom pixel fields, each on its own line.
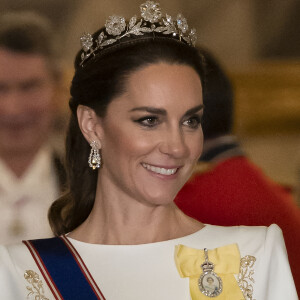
left=0, top=224, right=298, bottom=299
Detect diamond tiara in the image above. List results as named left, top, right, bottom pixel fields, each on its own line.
left=80, top=1, right=197, bottom=67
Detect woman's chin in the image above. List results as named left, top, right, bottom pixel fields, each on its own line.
left=141, top=190, right=179, bottom=207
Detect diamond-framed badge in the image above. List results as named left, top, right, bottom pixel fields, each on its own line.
left=198, top=248, right=223, bottom=297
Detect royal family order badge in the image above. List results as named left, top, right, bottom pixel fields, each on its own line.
left=198, top=248, right=223, bottom=297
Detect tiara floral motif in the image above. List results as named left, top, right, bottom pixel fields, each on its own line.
left=80, top=1, right=197, bottom=66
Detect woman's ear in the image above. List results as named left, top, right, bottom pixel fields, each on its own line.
left=77, top=105, right=102, bottom=147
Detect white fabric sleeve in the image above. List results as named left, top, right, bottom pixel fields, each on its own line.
left=255, top=224, right=298, bottom=299
left=0, top=245, right=23, bottom=299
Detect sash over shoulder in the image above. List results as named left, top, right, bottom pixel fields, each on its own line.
left=23, top=236, right=106, bottom=300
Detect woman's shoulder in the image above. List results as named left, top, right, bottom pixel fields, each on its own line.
left=0, top=241, right=35, bottom=275
left=0, top=239, right=63, bottom=299
left=201, top=223, right=285, bottom=254
left=0, top=242, right=34, bottom=299
left=205, top=223, right=282, bottom=240
left=0, top=242, right=28, bottom=261
left=1, top=240, right=31, bottom=255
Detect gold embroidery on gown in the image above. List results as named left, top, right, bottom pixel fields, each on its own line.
left=238, top=255, right=256, bottom=300
left=22, top=256, right=256, bottom=299
left=24, top=270, right=49, bottom=300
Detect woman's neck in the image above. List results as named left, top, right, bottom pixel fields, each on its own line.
left=69, top=184, right=203, bottom=245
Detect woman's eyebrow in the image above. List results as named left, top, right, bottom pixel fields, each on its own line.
left=183, top=104, right=204, bottom=117
left=129, top=107, right=167, bottom=115
left=129, top=104, right=204, bottom=116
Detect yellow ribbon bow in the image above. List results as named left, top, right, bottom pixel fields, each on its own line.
left=175, top=244, right=245, bottom=299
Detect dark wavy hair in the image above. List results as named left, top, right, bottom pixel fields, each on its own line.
left=198, top=48, right=234, bottom=139
left=48, top=30, right=206, bottom=236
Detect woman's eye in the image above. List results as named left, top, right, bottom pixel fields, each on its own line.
left=183, top=116, right=202, bottom=129
left=135, top=116, right=159, bottom=127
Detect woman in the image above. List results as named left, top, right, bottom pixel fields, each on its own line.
left=0, top=2, right=297, bottom=299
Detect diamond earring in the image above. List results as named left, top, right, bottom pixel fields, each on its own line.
left=88, top=141, right=101, bottom=170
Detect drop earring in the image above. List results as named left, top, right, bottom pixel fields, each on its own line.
left=88, top=141, right=101, bottom=169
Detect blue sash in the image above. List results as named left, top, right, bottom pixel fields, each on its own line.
left=23, top=236, right=106, bottom=300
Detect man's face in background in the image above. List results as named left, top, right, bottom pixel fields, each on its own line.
left=0, top=48, right=55, bottom=157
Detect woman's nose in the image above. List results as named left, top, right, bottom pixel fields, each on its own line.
left=158, top=128, right=189, bottom=158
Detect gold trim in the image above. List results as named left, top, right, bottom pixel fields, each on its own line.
left=24, top=270, right=49, bottom=300
left=238, top=255, right=256, bottom=300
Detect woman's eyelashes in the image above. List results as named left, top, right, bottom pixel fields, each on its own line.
left=182, top=114, right=203, bottom=129
left=134, top=115, right=160, bottom=128
left=133, top=114, right=203, bottom=129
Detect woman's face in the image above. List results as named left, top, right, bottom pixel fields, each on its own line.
left=96, top=62, right=203, bottom=206
left=207, top=277, right=214, bottom=284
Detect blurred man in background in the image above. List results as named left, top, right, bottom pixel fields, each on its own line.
left=0, top=11, right=66, bottom=244
left=175, top=48, right=300, bottom=294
